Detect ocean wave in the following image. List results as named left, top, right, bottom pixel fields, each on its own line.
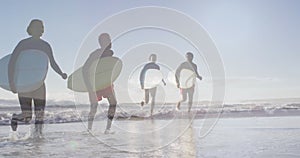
left=0, top=102, right=300, bottom=126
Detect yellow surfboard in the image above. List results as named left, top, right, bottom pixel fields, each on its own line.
left=68, top=57, right=122, bottom=92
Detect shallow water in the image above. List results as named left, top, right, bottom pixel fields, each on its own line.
left=0, top=116, right=299, bottom=157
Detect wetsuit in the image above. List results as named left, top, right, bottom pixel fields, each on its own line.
left=175, top=61, right=201, bottom=111
left=139, top=62, right=161, bottom=115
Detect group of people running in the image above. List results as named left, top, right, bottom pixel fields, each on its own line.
left=7, top=19, right=202, bottom=135
left=139, top=53, right=202, bottom=116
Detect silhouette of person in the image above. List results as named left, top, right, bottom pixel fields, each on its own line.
left=140, top=54, right=166, bottom=116
left=83, top=33, right=117, bottom=134
left=175, top=52, right=202, bottom=112
left=8, top=19, right=67, bottom=135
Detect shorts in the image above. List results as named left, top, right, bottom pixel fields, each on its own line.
left=96, top=85, right=114, bottom=101
left=180, top=85, right=195, bottom=94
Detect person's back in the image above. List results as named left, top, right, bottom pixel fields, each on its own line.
left=139, top=54, right=166, bottom=116
left=14, top=37, right=51, bottom=54
left=175, top=52, right=202, bottom=112
left=139, top=62, right=160, bottom=88
left=9, top=19, right=67, bottom=135
left=176, top=61, right=197, bottom=74
left=83, top=33, right=117, bottom=134
left=87, top=48, right=114, bottom=60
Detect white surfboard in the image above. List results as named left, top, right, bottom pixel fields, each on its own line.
left=0, top=50, right=49, bottom=93
left=143, top=69, right=163, bottom=89
left=68, top=57, right=122, bottom=92
left=179, top=69, right=196, bottom=89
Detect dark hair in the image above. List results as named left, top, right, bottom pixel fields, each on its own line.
left=98, top=33, right=111, bottom=48
left=186, top=52, right=193, bottom=58
left=27, top=19, right=43, bottom=36
left=149, top=54, right=157, bottom=60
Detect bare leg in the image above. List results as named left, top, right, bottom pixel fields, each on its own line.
left=105, top=94, right=117, bottom=131
left=145, top=89, right=150, bottom=104
left=34, top=98, right=46, bottom=134
left=33, top=84, right=46, bottom=134
left=11, top=96, right=33, bottom=131
left=177, top=89, right=187, bottom=110
left=88, top=103, right=98, bottom=130
left=12, top=84, right=46, bottom=133
left=187, top=87, right=194, bottom=112
left=149, top=87, right=157, bottom=116
left=141, top=89, right=149, bottom=107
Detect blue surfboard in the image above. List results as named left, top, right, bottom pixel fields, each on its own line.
left=0, top=49, right=48, bottom=93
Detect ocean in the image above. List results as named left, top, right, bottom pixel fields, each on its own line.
left=0, top=101, right=300, bottom=157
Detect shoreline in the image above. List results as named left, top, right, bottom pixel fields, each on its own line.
left=0, top=109, right=299, bottom=126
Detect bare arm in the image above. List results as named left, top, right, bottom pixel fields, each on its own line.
left=162, top=79, right=166, bottom=86
left=139, top=66, right=147, bottom=89
left=156, top=64, right=166, bottom=86
left=193, top=64, right=202, bottom=80
left=47, top=46, right=67, bottom=79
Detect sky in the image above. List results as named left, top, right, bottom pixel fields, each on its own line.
left=0, top=0, right=300, bottom=103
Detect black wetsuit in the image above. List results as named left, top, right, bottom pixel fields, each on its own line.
left=139, top=62, right=160, bottom=88
left=175, top=61, right=201, bottom=88
left=139, top=62, right=161, bottom=115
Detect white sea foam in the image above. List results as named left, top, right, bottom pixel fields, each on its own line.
left=0, top=101, right=299, bottom=125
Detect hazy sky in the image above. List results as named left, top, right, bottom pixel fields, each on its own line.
left=0, top=0, right=299, bottom=103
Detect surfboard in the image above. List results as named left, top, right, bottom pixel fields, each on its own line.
left=0, top=49, right=49, bottom=93
left=179, top=69, right=196, bottom=89
left=67, top=57, right=122, bottom=92
left=143, top=69, right=163, bottom=89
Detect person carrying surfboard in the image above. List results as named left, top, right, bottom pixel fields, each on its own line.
left=175, top=52, right=202, bottom=112
left=8, top=19, right=67, bottom=135
left=83, top=33, right=117, bottom=134
left=140, top=54, right=166, bottom=116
